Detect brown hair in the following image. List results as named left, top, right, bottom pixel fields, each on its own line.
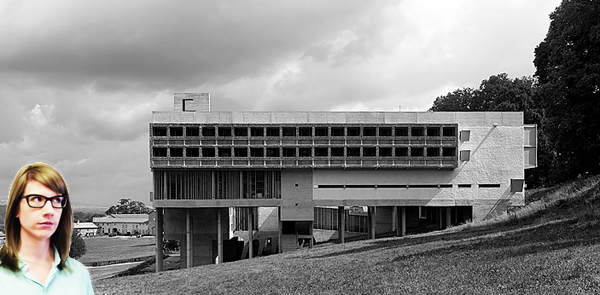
left=0, top=163, right=73, bottom=272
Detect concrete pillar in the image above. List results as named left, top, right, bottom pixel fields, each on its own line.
left=401, top=206, right=406, bottom=236
left=369, top=206, right=376, bottom=240
left=217, top=209, right=223, bottom=264
left=155, top=208, right=164, bottom=273
left=248, top=207, right=254, bottom=258
left=392, top=206, right=398, bottom=234
left=278, top=207, right=282, bottom=254
left=186, top=209, right=192, bottom=268
left=338, top=206, right=345, bottom=243
left=439, top=208, right=443, bottom=229
left=446, top=207, right=452, bottom=229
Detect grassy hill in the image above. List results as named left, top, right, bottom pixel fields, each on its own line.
left=94, top=175, right=600, bottom=294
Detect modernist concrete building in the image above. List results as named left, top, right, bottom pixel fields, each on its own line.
left=150, top=93, right=537, bottom=270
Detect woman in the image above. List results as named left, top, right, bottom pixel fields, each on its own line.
left=0, top=163, right=94, bottom=294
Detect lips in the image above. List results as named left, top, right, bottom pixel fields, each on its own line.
left=39, top=221, right=54, bottom=226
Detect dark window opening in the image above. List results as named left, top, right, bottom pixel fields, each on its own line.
left=298, top=127, right=312, bottom=137
left=234, top=127, right=248, bottom=137
left=186, top=127, right=199, bottom=137
left=347, top=127, right=360, bottom=136
left=458, top=184, right=472, bottom=188
left=234, top=148, right=248, bottom=157
left=218, top=147, right=231, bottom=157
left=479, top=184, right=501, bottom=188
left=427, top=127, right=440, bottom=137
left=153, top=147, right=167, bottom=157
left=315, top=127, right=328, bottom=137
left=331, top=147, right=344, bottom=157
left=170, top=147, right=183, bottom=157
left=379, top=127, right=392, bottom=137
left=299, top=148, right=311, bottom=157
left=427, top=147, right=440, bottom=157
left=363, top=147, right=376, bottom=157
left=411, top=127, right=424, bottom=137
left=443, top=147, right=456, bottom=157
left=250, top=148, right=264, bottom=157
left=283, top=148, right=296, bottom=158
left=170, top=127, right=183, bottom=137
left=218, top=127, right=232, bottom=137
left=395, top=127, right=408, bottom=137
left=331, top=127, right=344, bottom=137
left=443, top=127, right=456, bottom=137
left=283, top=127, right=296, bottom=137
left=395, top=147, right=408, bottom=157
left=411, top=147, right=424, bottom=157
left=186, top=148, right=199, bottom=157
left=266, top=127, right=279, bottom=137
left=182, top=99, right=194, bottom=112
left=379, top=147, right=392, bottom=157
left=347, top=147, right=360, bottom=157
left=315, top=147, right=328, bottom=157
left=266, top=147, right=280, bottom=157
left=363, top=127, right=376, bottom=137
left=153, top=127, right=167, bottom=136
left=202, top=127, right=216, bottom=137
left=202, top=147, right=215, bottom=157
left=250, top=127, right=264, bottom=137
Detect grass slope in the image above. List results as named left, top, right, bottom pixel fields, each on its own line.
left=93, top=176, right=600, bottom=295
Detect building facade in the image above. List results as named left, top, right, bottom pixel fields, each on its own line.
left=150, top=93, right=537, bottom=269
left=93, top=214, right=151, bottom=236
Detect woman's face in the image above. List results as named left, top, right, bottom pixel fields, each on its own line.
left=17, top=180, right=63, bottom=242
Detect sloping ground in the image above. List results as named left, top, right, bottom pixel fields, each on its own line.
left=93, top=176, right=600, bottom=295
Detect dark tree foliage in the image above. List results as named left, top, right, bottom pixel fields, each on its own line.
left=105, top=198, right=153, bottom=215
left=69, top=231, right=87, bottom=259
left=429, top=73, right=552, bottom=187
left=533, top=0, right=600, bottom=182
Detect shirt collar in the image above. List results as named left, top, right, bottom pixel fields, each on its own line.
left=18, top=246, right=61, bottom=271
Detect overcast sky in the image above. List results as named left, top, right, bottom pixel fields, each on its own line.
left=0, top=0, right=561, bottom=207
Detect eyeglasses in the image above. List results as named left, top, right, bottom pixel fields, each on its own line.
left=20, top=194, right=69, bottom=209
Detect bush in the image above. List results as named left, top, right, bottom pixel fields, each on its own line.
left=70, top=231, right=87, bottom=259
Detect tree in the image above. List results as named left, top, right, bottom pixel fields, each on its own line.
left=533, top=0, right=600, bottom=182
left=105, top=198, right=153, bottom=215
left=69, top=231, right=87, bottom=259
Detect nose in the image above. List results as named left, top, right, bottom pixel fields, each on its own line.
left=42, top=199, right=55, bottom=215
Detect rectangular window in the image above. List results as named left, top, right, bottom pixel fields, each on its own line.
left=266, top=127, right=279, bottom=137
left=315, top=127, right=328, bottom=137
left=347, top=147, right=360, bottom=157
left=283, top=147, right=296, bottom=157
left=234, top=148, right=248, bottom=157
left=315, top=147, right=328, bottom=157
left=153, top=147, right=167, bottom=157
left=202, top=147, right=215, bottom=157
left=331, top=127, right=344, bottom=137
left=153, top=127, right=167, bottom=136
left=299, top=147, right=311, bottom=157
left=202, top=127, right=216, bottom=137
left=170, top=147, right=183, bottom=157
left=282, top=127, right=296, bottom=137
left=250, top=148, right=264, bottom=157
left=443, top=127, right=456, bottom=137
left=218, top=147, right=231, bottom=157
left=363, top=127, right=376, bottom=137
left=395, top=127, right=408, bottom=137
left=427, top=147, right=440, bottom=157
left=379, top=147, right=392, bottom=157
left=411, top=147, right=424, bottom=157
left=298, top=127, right=312, bottom=137
left=170, top=127, right=183, bottom=137
left=182, top=99, right=194, bottom=112
left=234, top=127, right=248, bottom=137
left=250, top=127, right=264, bottom=137
left=347, top=127, right=360, bottom=136
left=186, top=127, right=199, bottom=137
left=331, top=147, right=344, bottom=157
left=266, top=147, right=280, bottom=157
left=443, top=147, right=456, bottom=157
left=218, top=127, right=232, bottom=137
left=379, top=127, right=392, bottom=137
left=363, top=147, right=376, bottom=157
left=427, top=127, right=440, bottom=137
left=395, top=147, right=408, bottom=157
left=186, top=148, right=199, bottom=157
left=411, top=127, right=425, bottom=137
left=479, top=184, right=501, bottom=188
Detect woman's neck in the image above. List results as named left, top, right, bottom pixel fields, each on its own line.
left=18, top=232, right=53, bottom=264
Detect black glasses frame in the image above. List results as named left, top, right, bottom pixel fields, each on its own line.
left=20, top=194, right=69, bottom=209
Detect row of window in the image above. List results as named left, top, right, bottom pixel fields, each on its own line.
left=316, top=183, right=500, bottom=189
left=153, top=146, right=457, bottom=158
left=152, top=125, right=458, bottom=138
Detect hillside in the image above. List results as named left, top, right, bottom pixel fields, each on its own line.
left=94, top=176, right=600, bottom=294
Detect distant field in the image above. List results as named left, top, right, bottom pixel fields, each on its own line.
left=79, top=236, right=155, bottom=265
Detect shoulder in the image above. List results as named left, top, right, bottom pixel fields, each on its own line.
left=65, top=257, right=88, bottom=272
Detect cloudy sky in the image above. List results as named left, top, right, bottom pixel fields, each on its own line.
left=0, top=0, right=561, bottom=207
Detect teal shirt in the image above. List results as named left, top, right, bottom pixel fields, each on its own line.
left=0, top=248, right=94, bottom=295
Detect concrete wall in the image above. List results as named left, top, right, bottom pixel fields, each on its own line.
left=281, top=170, right=314, bottom=221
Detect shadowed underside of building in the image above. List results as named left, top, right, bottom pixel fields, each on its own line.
left=150, top=93, right=537, bottom=270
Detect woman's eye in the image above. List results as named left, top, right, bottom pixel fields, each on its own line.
left=32, top=196, right=43, bottom=202
left=52, top=197, right=62, bottom=204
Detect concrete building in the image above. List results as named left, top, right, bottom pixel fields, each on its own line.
left=73, top=221, right=99, bottom=237
left=150, top=93, right=537, bottom=270
left=93, top=214, right=152, bottom=236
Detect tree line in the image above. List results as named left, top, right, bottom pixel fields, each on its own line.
left=429, top=0, right=599, bottom=188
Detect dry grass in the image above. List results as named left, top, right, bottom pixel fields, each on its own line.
left=79, top=236, right=155, bottom=265
left=93, top=175, right=600, bottom=295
